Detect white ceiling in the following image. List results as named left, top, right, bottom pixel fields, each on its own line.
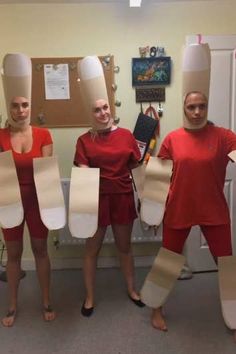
left=0, top=0, right=218, bottom=3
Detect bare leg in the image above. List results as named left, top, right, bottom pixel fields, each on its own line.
left=83, top=227, right=106, bottom=309
left=1, top=240, right=23, bottom=327
left=30, top=238, right=55, bottom=321
left=152, top=307, right=167, bottom=331
left=112, top=223, right=141, bottom=301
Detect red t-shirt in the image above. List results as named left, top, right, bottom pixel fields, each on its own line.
left=74, top=127, right=141, bottom=194
left=158, top=125, right=236, bottom=228
left=0, top=126, right=52, bottom=185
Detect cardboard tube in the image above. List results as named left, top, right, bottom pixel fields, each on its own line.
left=77, top=56, right=112, bottom=130
left=2, top=53, right=32, bottom=127
left=182, top=43, right=211, bottom=129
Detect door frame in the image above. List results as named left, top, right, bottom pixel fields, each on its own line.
left=184, top=35, right=236, bottom=271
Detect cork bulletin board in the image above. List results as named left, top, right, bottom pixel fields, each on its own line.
left=31, top=56, right=115, bottom=128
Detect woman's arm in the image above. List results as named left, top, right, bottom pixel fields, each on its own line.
left=42, top=144, right=53, bottom=157
left=228, top=150, right=236, bottom=162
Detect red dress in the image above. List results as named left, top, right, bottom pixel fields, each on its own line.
left=0, top=126, right=53, bottom=240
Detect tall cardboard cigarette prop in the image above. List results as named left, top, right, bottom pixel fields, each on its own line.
left=77, top=56, right=112, bottom=131
left=141, top=248, right=185, bottom=308
left=140, top=157, right=173, bottom=226
left=69, top=56, right=107, bottom=238
left=182, top=42, right=210, bottom=129
left=0, top=151, right=23, bottom=228
left=2, top=53, right=31, bottom=128
left=69, top=167, right=99, bottom=238
left=33, top=156, right=66, bottom=230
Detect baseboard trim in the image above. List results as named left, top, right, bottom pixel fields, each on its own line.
left=20, top=256, right=155, bottom=271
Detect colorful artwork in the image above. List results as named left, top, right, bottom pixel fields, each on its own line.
left=132, top=57, right=171, bottom=86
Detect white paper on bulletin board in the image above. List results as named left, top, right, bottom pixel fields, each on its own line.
left=44, top=63, right=70, bottom=100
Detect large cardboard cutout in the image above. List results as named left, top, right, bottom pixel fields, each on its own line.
left=77, top=56, right=112, bottom=131
left=141, top=157, right=173, bottom=226
left=0, top=151, right=23, bottom=228
left=69, top=167, right=100, bottom=238
left=141, top=247, right=185, bottom=308
left=182, top=43, right=211, bottom=129
left=218, top=256, right=236, bottom=329
left=2, top=53, right=32, bottom=128
left=33, top=156, right=66, bottom=230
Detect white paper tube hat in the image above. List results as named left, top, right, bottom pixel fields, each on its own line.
left=182, top=43, right=211, bottom=129
left=77, top=56, right=112, bottom=130
left=1, top=53, right=32, bottom=128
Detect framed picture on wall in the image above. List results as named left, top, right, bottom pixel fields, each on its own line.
left=132, top=57, right=171, bottom=87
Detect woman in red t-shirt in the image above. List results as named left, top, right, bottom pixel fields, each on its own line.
left=152, top=92, right=236, bottom=331
left=0, top=96, right=55, bottom=326
left=74, top=98, right=145, bottom=317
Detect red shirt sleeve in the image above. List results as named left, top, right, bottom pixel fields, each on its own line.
left=128, top=132, right=141, bottom=169
left=40, top=127, right=53, bottom=146
left=74, top=135, right=89, bottom=166
left=157, top=134, right=172, bottom=160
left=224, top=128, right=236, bottom=156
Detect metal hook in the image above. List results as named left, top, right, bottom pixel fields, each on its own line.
left=114, top=66, right=120, bottom=74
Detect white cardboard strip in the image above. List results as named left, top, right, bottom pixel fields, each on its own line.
left=218, top=256, right=236, bottom=329
left=141, top=157, right=172, bottom=226
left=33, top=156, right=66, bottom=230
left=0, top=150, right=23, bottom=228
left=141, top=247, right=185, bottom=308
left=69, top=167, right=99, bottom=238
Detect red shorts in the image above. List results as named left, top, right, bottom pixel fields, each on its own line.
left=98, top=192, right=137, bottom=227
left=2, top=184, right=48, bottom=242
left=163, top=223, right=232, bottom=258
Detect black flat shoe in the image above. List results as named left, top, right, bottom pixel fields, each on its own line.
left=81, top=302, right=94, bottom=317
left=128, top=295, right=145, bottom=308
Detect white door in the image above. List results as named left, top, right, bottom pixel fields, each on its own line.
left=184, top=35, right=236, bottom=271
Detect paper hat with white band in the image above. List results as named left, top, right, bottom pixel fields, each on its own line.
left=182, top=43, right=211, bottom=128
left=77, top=56, right=111, bottom=130
left=1, top=53, right=32, bottom=127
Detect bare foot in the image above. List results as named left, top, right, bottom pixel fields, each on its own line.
left=84, top=298, right=94, bottom=309
left=1, top=309, right=16, bottom=327
left=151, top=307, right=168, bottom=331
left=43, top=305, right=56, bottom=322
left=128, top=290, right=141, bottom=301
